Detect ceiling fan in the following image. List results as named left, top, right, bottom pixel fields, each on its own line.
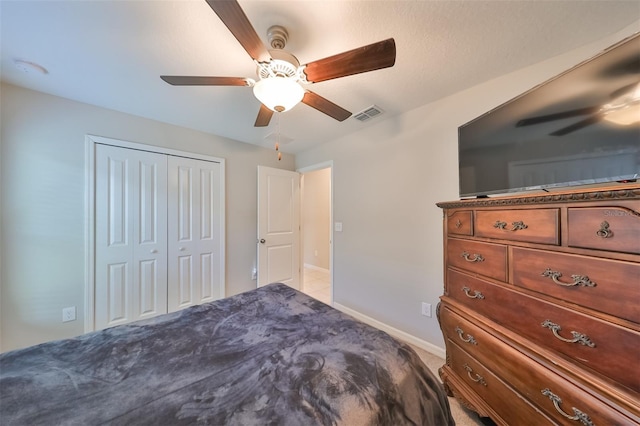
left=161, top=0, right=396, bottom=127
left=515, top=82, right=640, bottom=136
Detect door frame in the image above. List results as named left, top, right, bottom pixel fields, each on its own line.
left=84, top=134, right=226, bottom=332
left=298, top=161, right=334, bottom=304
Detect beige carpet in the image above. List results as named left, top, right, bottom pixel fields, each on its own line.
left=407, top=343, right=495, bottom=426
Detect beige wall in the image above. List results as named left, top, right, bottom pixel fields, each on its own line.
left=0, top=83, right=294, bottom=352
left=295, top=24, right=639, bottom=350
left=2, top=23, right=637, bottom=355
left=302, top=168, right=331, bottom=270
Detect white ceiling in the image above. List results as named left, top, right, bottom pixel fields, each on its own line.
left=2, top=0, right=639, bottom=154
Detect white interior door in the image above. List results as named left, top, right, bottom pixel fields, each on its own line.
left=167, top=156, right=223, bottom=312
left=95, top=144, right=168, bottom=330
left=257, top=166, right=300, bottom=289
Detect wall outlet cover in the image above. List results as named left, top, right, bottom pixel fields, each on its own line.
left=62, top=306, right=77, bottom=322
left=421, top=302, right=432, bottom=317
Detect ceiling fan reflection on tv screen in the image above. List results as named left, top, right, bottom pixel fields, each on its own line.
left=516, top=82, right=640, bottom=135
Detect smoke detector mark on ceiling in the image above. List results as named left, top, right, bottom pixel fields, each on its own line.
left=264, top=132, right=294, bottom=145
left=13, top=59, right=48, bottom=75
left=353, top=105, right=384, bottom=122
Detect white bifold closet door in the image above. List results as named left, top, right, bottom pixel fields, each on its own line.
left=167, top=155, right=222, bottom=313
left=95, top=144, right=222, bottom=330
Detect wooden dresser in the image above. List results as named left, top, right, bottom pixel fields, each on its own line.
left=436, top=185, right=640, bottom=426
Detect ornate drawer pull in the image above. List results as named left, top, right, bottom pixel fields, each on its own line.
left=462, top=286, right=485, bottom=299
left=455, top=326, right=478, bottom=345
left=541, top=320, right=595, bottom=347
left=542, top=389, right=594, bottom=426
left=461, top=251, right=484, bottom=262
left=596, top=221, right=613, bottom=238
left=455, top=219, right=462, bottom=229
left=494, top=220, right=528, bottom=231
left=463, top=364, right=487, bottom=386
left=541, top=268, right=597, bottom=287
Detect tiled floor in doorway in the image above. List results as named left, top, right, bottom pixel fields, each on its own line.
left=302, top=267, right=331, bottom=305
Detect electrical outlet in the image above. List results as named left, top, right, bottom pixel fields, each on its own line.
left=421, top=302, right=432, bottom=317
left=62, top=306, right=76, bottom=322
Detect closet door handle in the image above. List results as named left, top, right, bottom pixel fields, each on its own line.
left=150, top=249, right=158, bottom=254
left=178, top=247, right=186, bottom=252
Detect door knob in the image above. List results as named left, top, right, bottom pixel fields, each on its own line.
left=178, top=247, right=186, bottom=251
left=259, top=239, right=266, bottom=244
left=150, top=249, right=158, bottom=254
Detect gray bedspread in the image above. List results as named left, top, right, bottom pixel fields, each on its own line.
left=1, top=283, right=454, bottom=425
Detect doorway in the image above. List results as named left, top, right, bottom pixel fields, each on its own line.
left=299, top=163, right=332, bottom=305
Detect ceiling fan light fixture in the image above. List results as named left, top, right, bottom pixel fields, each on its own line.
left=253, top=77, right=304, bottom=113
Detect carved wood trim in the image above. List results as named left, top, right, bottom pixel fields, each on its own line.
left=436, top=185, right=640, bottom=209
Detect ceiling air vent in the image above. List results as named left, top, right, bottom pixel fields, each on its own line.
left=353, top=105, right=384, bottom=122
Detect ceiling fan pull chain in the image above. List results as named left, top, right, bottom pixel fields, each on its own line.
left=276, top=113, right=282, bottom=161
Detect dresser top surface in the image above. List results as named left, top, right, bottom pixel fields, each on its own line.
left=437, top=183, right=640, bottom=209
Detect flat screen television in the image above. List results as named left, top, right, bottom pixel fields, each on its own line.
left=458, top=33, right=640, bottom=198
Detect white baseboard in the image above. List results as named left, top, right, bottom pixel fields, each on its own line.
left=333, top=302, right=446, bottom=359
left=303, top=263, right=330, bottom=273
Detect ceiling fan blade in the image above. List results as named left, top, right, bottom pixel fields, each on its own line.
left=254, top=104, right=274, bottom=127
left=161, top=76, right=249, bottom=86
left=550, top=114, right=604, bottom=136
left=516, top=106, right=601, bottom=127
left=205, top=0, right=270, bottom=62
left=302, top=91, right=352, bottom=121
left=303, top=38, right=396, bottom=83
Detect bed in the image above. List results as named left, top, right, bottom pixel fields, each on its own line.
left=0, top=283, right=454, bottom=425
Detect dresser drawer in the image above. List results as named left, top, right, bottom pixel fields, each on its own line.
left=475, top=209, right=559, bottom=244
left=442, top=305, right=638, bottom=425
left=447, top=269, right=640, bottom=393
left=446, top=210, right=473, bottom=236
left=440, top=305, right=494, bottom=361
left=512, top=247, right=640, bottom=323
left=447, top=342, right=553, bottom=425
left=447, top=238, right=507, bottom=281
left=568, top=206, right=640, bottom=254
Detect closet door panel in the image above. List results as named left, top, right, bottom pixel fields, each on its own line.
left=168, top=157, right=223, bottom=312
left=95, top=145, right=168, bottom=330
left=133, top=154, right=168, bottom=321
left=198, top=166, right=222, bottom=303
